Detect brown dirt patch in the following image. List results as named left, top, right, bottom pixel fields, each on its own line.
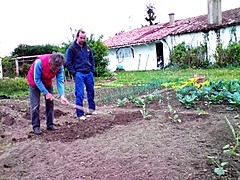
left=0, top=88, right=239, bottom=179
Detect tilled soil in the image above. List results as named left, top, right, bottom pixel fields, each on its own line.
left=0, top=88, right=239, bottom=180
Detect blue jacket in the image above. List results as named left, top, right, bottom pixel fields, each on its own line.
left=65, top=40, right=95, bottom=76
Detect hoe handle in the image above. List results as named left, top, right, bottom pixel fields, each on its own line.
left=54, top=98, right=86, bottom=112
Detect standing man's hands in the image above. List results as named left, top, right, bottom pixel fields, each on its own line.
left=45, top=93, right=54, bottom=101
left=60, top=95, right=69, bottom=105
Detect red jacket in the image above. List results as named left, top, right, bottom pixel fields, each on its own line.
left=27, top=54, right=60, bottom=88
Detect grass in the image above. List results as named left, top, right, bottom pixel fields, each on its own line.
left=103, top=68, right=240, bottom=87
left=1, top=67, right=240, bottom=99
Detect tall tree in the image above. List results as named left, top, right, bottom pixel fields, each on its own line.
left=145, top=4, right=156, bottom=26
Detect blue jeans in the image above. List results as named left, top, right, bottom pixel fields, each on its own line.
left=29, top=85, right=54, bottom=129
left=74, top=72, right=95, bottom=117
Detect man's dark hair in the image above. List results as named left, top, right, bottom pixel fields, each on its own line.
left=76, top=28, right=86, bottom=38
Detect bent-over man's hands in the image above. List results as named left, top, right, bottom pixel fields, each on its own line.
left=45, top=93, right=54, bottom=101
left=60, top=95, right=69, bottom=105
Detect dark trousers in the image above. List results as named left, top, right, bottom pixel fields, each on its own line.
left=75, top=72, right=96, bottom=117
left=29, top=85, right=54, bottom=129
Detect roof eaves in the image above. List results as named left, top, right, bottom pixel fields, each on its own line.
left=107, top=37, right=166, bottom=49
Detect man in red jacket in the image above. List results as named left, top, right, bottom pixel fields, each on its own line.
left=27, top=53, right=69, bottom=135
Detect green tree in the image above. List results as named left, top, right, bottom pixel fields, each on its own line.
left=1, top=56, right=15, bottom=78
left=86, top=34, right=109, bottom=77
left=11, top=44, right=60, bottom=57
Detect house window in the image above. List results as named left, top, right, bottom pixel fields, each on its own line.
left=116, top=47, right=134, bottom=59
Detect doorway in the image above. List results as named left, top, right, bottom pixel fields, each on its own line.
left=156, top=42, right=164, bottom=69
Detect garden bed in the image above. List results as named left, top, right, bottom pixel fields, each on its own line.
left=0, top=88, right=239, bottom=179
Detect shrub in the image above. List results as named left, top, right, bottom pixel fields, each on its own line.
left=0, top=78, right=29, bottom=97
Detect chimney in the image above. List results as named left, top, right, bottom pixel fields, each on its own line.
left=168, top=13, right=175, bottom=27
left=208, top=0, right=222, bottom=24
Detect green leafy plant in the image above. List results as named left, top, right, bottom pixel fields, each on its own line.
left=223, top=117, right=240, bottom=156
left=129, top=95, right=136, bottom=103
left=145, top=94, right=154, bottom=104
left=177, top=93, right=198, bottom=109
left=196, top=107, right=207, bottom=115
left=228, top=92, right=240, bottom=107
left=155, top=93, right=163, bottom=103
left=167, top=104, right=181, bottom=122
left=168, top=113, right=181, bottom=123
left=135, top=97, right=145, bottom=108
left=207, top=92, right=226, bottom=104
left=140, top=104, right=151, bottom=119
left=132, top=96, right=151, bottom=119
left=116, top=98, right=127, bottom=107
left=207, top=156, right=228, bottom=176
left=207, top=116, right=239, bottom=177
left=168, top=104, right=173, bottom=113
left=227, top=79, right=240, bottom=93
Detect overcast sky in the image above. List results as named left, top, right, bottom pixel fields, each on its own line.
left=0, top=0, right=240, bottom=57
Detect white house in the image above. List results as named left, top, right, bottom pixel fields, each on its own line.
left=103, top=0, right=240, bottom=71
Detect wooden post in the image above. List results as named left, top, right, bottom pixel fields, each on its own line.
left=0, top=58, right=2, bottom=79
left=15, top=59, right=19, bottom=77
left=145, top=54, right=149, bottom=70
left=138, top=54, right=141, bottom=70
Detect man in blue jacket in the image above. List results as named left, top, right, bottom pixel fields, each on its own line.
left=65, top=29, right=96, bottom=120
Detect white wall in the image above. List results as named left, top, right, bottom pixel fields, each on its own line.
left=108, top=43, right=157, bottom=71
left=164, top=25, right=240, bottom=63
